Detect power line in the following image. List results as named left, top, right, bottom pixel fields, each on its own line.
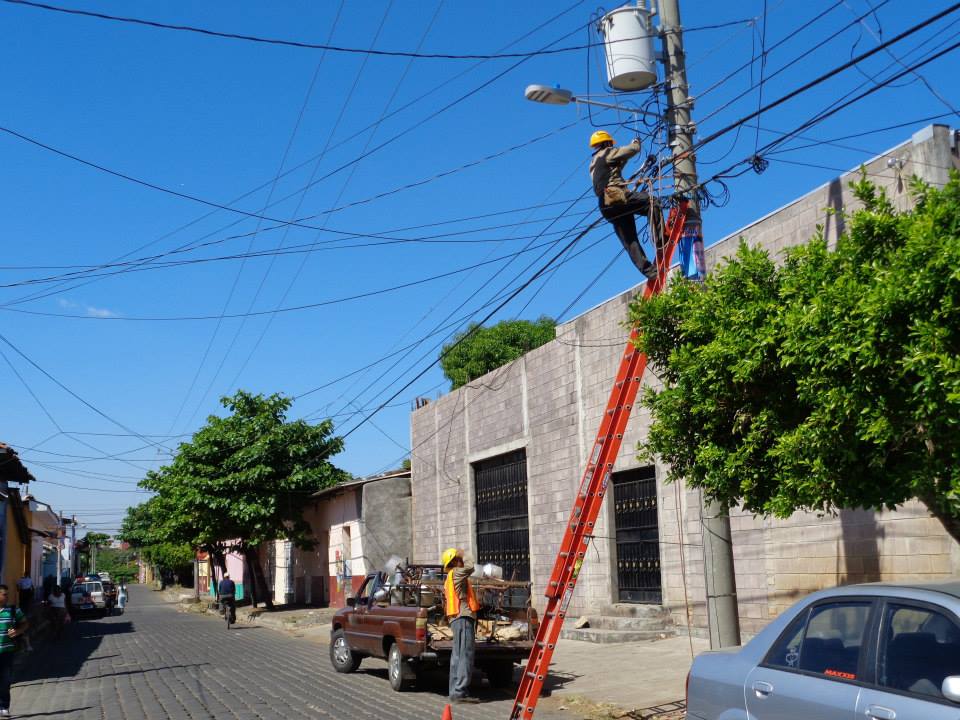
left=705, top=33, right=960, bottom=188
left=682, top=3, right=960, bottom=179
left=0, top=236, right=580, bottom=321
left=0, top=2, right=590, bottom=311
left=0, top=331, right=169, bottom=453
left=1, top=0, right=754, bottom=60
left=340, top=213, right=606, bottom=439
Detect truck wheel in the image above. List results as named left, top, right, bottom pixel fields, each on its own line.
left=486, top=661, right=516, bottom=689
left=330, top=629, right=361, bottom=673
left=388, top=643, right=415, bottom=691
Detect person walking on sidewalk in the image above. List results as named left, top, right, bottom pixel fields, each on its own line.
left=0, top=584, right=28, bottom=717
left=442, top=548, right=480, bottom=704
left=589, top=130, right=659, bottom=280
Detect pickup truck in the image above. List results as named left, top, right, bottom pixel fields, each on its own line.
left=330, top=564, right=537, bottom=692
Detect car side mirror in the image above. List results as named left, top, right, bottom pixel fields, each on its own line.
left=942, top=676, right=960, bottom=703
left=346, top=597, right=356, bottom=607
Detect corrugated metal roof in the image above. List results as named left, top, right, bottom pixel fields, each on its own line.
left=311, top=468, right=410, bottom=500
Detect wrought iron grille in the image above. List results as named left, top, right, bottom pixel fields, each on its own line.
left=613, top=466, right=662, bottom=603
left=474, top=449, right=530, bottom=582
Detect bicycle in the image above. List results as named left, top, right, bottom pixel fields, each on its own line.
left=221, top=596, right=236, bottom=630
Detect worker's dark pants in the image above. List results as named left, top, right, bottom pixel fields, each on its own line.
left=600, top=191, right=654, bottom=275
left=0, top=651, right=13, bottom=710
left=449, top=616, right=476, bottom=699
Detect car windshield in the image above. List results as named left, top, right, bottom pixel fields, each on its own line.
left=78, top=583, right=102, bottom=594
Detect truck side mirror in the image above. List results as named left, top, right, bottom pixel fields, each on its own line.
left=346, top=597, right=356, bottom=607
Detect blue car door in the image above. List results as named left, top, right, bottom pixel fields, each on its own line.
left=856, top=600, right=960, bottom=720
left=745, top=600, right=874, bottom=720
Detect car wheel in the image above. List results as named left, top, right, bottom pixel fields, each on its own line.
left=485, top=661, right=516, bottom=689
left=388, top=642, right=415, bottom=692
left=329, top=629, right=361, bottom=673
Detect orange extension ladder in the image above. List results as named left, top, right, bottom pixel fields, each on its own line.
left=509, top=200, right=689, bottom=720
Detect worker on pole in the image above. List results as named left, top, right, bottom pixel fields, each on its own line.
left=442, top=547, right=480, bottom=704
left=589, top=130, right=658, bottom=279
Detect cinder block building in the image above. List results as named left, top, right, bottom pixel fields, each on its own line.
left=409, top=124, right=960, bottom=637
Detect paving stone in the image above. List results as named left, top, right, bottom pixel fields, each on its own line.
left=11, top=586, right=563, bottom=720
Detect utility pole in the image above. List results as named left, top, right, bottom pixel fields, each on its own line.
left=70, top=515, right=77, bottom=578
left=56, top=510, right=63, bottom=585
left=659, top=0, right=741, bottom=648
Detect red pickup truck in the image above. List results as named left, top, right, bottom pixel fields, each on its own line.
left=329, top=564, right=537, bottom=692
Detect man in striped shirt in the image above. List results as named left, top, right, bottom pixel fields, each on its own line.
left=0, top=585, right=27, bottom=717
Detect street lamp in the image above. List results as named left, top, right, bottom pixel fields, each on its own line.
left=524, top=84, right=661, bottom=121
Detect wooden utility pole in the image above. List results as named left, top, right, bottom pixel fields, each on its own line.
left=659, top=0, right=741, bottom=648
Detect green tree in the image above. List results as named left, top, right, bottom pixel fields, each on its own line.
left=140, top=390, right=348, bottom=607
left=118, top=499, right=194, bottom=580
left=440, top=317, right=556, bottom=389
left=629, top=173, right=960, bottom=543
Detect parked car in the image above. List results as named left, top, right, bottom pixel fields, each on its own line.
left=97, top=572, right=111, bottom=582
left=69, top=581, right=107, bottom=618
left=330, top=565, right=537, bottom=691
left=686, top=580, right=960, bottom=719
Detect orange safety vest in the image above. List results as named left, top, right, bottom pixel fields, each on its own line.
left=444, top=570, right=480, bottom=617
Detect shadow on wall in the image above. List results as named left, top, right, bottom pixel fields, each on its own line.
left=824, top=176, right=847, bottom=247
left=839, top=508, right=884, bottom=584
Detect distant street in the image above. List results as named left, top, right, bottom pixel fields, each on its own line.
left=14, top=586, right=563, bottom=720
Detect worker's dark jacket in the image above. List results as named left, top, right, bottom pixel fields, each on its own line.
left=589, top=139, right=642, bottom=205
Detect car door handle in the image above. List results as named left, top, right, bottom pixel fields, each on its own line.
left=865, top=705, right=896, bottom=720
left=751, top=681, right=774, bottom=697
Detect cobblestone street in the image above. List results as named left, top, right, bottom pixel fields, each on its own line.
left=13, top=586, right=568, bottom=720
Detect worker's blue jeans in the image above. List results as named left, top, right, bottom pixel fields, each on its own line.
left=449, top=617, right=476, bottom=699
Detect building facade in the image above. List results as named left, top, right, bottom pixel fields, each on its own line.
left=260, top=470, right=413, bottom=608
left=410, top=125, right=960, bottom=637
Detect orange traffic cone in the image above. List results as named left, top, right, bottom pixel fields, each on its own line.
left=441, top=703, right=453, bottom=720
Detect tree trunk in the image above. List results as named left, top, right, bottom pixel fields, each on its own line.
left=917, top=490, right=960, bottom=545
left=244, top=547, right=273, bottom=610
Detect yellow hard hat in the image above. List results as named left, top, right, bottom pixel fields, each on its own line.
left=441, top=548, right=458, bottom=570
left=589, top=130, right=615, bottom=148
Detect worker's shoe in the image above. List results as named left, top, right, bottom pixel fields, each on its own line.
left=451, top=696, right=481, bottom=704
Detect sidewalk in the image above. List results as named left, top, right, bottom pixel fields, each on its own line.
left=171, top=591, right=705, bottom=717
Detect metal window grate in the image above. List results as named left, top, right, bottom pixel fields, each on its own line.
left=474, top=449, right=530, bottom=582
left=613, top=466, right=661, bottom=603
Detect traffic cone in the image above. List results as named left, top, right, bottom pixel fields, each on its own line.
left=441, top=703, right=453, bottom=720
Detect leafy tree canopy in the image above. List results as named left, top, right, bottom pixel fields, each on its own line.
left=630, top=173, right=960, bottom=542
left=118, top=499, right=193, bottom=573
left=440, top=317, right=556, bottom=390
left=83, top=532, right=111, bottom=548
left=140, top=390, right=348, bottom=552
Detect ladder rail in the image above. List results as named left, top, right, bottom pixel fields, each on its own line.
left=510, top=201, right=689, bottom=720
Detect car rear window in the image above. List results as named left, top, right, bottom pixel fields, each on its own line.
left=764, top=601, right=871, bottom=681
left=879, top=603, right=960, bottom=699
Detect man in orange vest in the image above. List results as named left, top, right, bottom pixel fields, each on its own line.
left=442, top=547, right=480, bottom=704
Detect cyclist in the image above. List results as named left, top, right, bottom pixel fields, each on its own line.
left=218, top=573, right=236, bottom=625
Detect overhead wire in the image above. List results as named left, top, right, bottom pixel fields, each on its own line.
left=164, top=0, right=348, bottom=438
left=221, top=0, right=445, bottom=398
left=0, top=1, right=591, bottom=310
left=1, top=0, right=754, bottom=60
left=175, top=0, right=398, bottom=435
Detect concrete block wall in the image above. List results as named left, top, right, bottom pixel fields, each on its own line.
left=409, top=125, right=960, bottom=635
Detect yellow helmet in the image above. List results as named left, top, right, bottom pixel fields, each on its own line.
left=441, top=548, right=458, bottom=570
left=589, top=130, right=615, bottom=148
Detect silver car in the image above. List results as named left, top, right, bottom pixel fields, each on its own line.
left=687, top=581, right=960, bottom=719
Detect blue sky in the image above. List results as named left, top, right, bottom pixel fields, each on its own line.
left=2, top=0, right=957, bottom=534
